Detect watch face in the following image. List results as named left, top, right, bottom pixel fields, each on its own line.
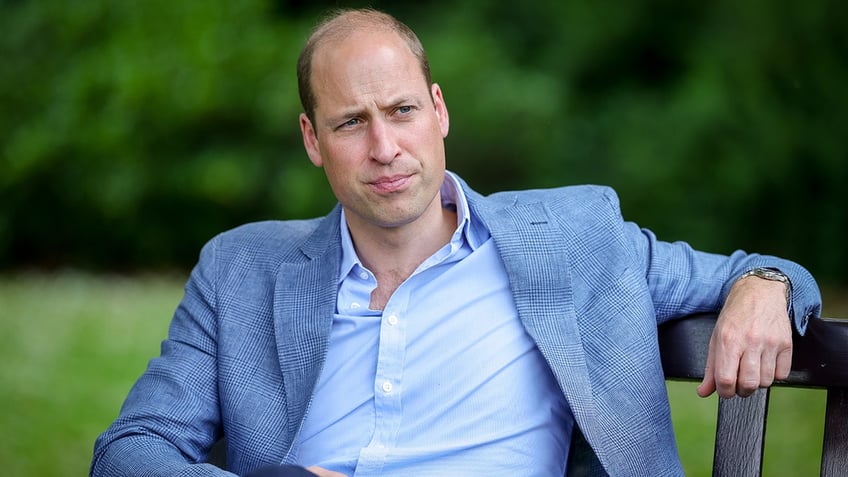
left=750, top=268, right=789, bottom=283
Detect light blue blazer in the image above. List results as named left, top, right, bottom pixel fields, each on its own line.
left=91, top=178, right=821, bottom=477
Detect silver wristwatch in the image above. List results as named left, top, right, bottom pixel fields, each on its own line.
left=739, top=267, right=792, bottom=308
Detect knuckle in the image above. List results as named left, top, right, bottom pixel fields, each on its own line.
left=716, top=375, right=736, bottom=390
left=716, top=327, right=737, bottom=345
left=737, top=378, right=759, bottom=394
left=718, top=389, right=736, bottom=399
left=765, top=334, right=790, bottom=349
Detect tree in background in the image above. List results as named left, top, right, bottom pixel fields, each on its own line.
left=1, top=0, right=845, bottom=284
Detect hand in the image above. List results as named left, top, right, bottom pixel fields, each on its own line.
left=696, top=275, right=792, bottom=399
left=306, top=466, right=349, bottom=477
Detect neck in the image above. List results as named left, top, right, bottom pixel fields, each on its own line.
left=346, top=200, right=457, bottom=310
left=350, top=206, right=456, bottom=275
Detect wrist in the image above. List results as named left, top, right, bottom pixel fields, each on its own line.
left=738, top=267, right=792, bottom=314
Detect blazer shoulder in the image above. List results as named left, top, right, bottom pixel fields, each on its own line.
left=220, top=219, right=324, bottom=244
left=201, top=216, right=333, bottom=267
left=483, top=184, right=623, bottom=218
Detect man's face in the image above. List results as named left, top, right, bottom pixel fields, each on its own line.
left=300, top=29, right=450, bottom=232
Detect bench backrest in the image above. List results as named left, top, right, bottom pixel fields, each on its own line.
left=658, top=313, right=847, bottom=476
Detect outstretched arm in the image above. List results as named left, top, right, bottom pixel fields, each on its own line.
left=607, top=187, right=822, bottom=399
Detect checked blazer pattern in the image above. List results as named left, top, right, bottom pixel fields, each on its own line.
left=91, top=176, right=821, bottom=477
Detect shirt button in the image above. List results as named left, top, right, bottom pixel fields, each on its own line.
left=382, top=381, right=393, bottom=393
left=387, top=314, right=398, bottom=326
left=351, top=302, right=361, bottom=309
left=359, top=271, right=369, bottom=280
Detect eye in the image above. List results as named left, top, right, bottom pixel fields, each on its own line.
left=397, top=105, right=413, bottom=115
left=337, top=118, right=361, bottom=130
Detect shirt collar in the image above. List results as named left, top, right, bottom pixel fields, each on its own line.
left=441, top=170, right=488, bottom=251
left=337, top=171, right=488, bottom=284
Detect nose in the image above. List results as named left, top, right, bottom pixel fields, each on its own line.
left=368, top=119, right=400, bottom=164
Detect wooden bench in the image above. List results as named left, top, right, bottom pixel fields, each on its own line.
left=569, top=313, right=848, bottom=476
left=210, top=314, right=848, bottom=475
left=660, top=313, right=848, bottom=476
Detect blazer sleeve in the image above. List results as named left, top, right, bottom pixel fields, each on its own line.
left=605, top=189, right=823, bottom=334
left=90, top=237, right=236, bottom=477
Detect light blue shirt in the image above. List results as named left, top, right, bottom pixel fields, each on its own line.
left=295, top=172, right=574, bottom=476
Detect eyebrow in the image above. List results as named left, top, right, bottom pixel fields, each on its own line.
left=323, top=95, right=422, bottom=128
left=385, top=95, right=418, bottom=109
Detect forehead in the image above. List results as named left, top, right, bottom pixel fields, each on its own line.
left=310, top=29, right=429, bottom=113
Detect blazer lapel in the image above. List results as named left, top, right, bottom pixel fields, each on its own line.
left=470, top=191, right=607, bottom=466
left=272, top=208, right=341, bottom=448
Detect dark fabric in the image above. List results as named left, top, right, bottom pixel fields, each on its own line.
left=244, top=464, right=318, bottom=477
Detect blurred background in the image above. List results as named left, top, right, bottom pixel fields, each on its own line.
left=1, top=0, right=845, bottom=475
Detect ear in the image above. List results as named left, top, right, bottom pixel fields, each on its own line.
left=431, top=83, right=450, bottom=138
left=300, top=113, right=323, bottom=167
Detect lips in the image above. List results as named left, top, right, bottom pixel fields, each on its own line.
left=369, top=174, right=411, bottom=193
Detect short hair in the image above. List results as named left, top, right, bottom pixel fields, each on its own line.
left=296, top=8, right=433, bottom=126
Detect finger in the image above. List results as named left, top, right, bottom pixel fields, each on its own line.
left=697, top=336, right=718, bottom=398
left=697, top=373, right=716, bottom=398
left=775, top=346, right=793, bottom=381
left=306, top=466, right=349, bottom=477
left=712, top=336, right=743, bottom=399
left=735, top=350, right=762, bottom=398
left=758, top=347, right=778, bottom=389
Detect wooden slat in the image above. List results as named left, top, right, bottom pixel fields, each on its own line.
left=821, top=388, right=848, bottom=477
left=712, top=388, right=769, bottom=477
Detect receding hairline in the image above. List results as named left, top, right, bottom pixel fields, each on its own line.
left=310, top=9, right=403, bottom=48
left=297, top=8, right=433, bottom=125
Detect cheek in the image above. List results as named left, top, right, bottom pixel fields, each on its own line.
left=322, top=135, right=365, bottom=162
left=321, top=167, right=352, bottom=203
left=321, top=158, right=346, bottom=185
left=318, top=142, right=348, bottom=171
left=319, top=146, right=360, bottom=189
left=417, top=126, right=446, bottom=162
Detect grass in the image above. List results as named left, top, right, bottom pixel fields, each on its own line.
left=0, top=272, right=844, bottom=476
left=0, top=272, right=185, bottom=477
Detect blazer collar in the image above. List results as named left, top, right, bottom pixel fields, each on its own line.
left=273, top=206, right=341, bottom=450
left=465, top=183, right=604, bottom=461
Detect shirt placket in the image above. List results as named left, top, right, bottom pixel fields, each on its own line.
left=354, top=286, right=410, bottom=476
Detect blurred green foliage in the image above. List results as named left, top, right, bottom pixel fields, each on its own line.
left=2, top=0, right=846, bottom=283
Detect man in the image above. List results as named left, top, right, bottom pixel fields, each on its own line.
left=91, top=8, right=821, bottom=477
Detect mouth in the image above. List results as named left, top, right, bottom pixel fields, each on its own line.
left=368, top=174, right=412, bottom=194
